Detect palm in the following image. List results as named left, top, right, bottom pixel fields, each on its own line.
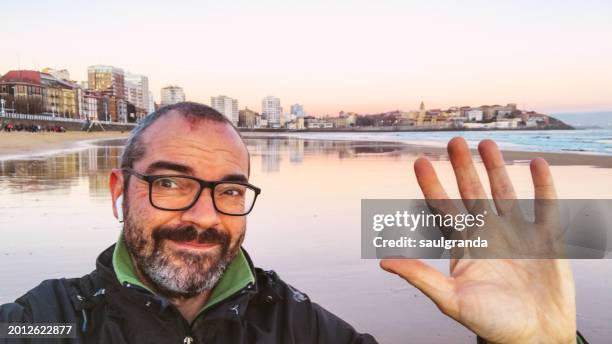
left=450, top=259, right=574, bottom=343
left=381, top=138, right=576, bottom=344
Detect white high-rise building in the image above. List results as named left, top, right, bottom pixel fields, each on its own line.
left=290, top=103, right=305, bottom=117
left=124, top=72, right=150, bottom=118
left=160, top=85, right=185, bottom=106
left=210, top=95, right=239, bottom=125
left=262, top=96, right=282, bottom=128
left=148, top=91, right=155, bottom=113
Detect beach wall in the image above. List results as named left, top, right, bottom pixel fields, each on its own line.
left=0, top=114, right=135, bottom=132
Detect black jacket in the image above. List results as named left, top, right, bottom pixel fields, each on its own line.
left=0, top=244, right=377, bottom=344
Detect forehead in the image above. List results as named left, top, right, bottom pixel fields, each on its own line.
left=135, top=112, right=249, bottom=177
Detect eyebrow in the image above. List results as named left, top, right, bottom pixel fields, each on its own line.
left=145, top=161, right=193, bottom=175
left=219, top=174, right=249, bottom=183
left=144, top=161, right=249, bottom=183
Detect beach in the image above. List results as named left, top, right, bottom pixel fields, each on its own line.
left=241, top=131, right=612, bottom=169
left=242, top=128, right=612, bottom=157
left=0, top=131, right=130, bottom=159
left=0, top=133, right=611, bottom=342
left=1, top=129, right=611, bottom=168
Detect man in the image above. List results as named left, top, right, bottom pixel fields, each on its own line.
left=1, top=102, right=584, bottom=343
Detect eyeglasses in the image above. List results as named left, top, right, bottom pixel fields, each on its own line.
left=122, top=168, right=261, bottom=216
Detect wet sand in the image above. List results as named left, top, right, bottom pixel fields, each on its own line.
left=242, top=132, right=612, bottom=168
left=0, top=136, right=611, bottom=343
left=0, top=131, right=130, bottom=159
left=396, top=142, right=612, bottom=168
left=2, top=131, right=610, bottom=168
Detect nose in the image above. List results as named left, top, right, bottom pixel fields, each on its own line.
left=179, top=188, right=221, bottom=228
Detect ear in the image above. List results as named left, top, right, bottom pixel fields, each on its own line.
left=109, top=168, right=125, bottom=221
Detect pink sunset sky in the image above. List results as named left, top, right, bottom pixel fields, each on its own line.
left=1, top=0, right=611, bottom=115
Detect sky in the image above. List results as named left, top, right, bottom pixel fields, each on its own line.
left=1, top=0, right=611, bottom=115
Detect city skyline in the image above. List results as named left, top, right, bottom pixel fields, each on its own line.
left=1, top=1, right=611, bottom=115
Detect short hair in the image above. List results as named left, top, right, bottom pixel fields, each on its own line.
left=120, top=101, right=248, bottom=178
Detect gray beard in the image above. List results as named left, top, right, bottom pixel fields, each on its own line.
left=122, top=212, right=243, bottom=299
left=140, top=245, right=235, bottom=298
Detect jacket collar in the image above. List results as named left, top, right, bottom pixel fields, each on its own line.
left=103, top=232, right=256, bottom=316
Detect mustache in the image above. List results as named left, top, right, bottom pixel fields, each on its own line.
left=152, top=225, right=230, bottom=246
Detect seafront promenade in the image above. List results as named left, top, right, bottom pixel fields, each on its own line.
left=0, top=112, right=136, bottom=132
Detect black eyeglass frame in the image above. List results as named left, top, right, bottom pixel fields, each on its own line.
left=122, top=168, right=261, bottom=216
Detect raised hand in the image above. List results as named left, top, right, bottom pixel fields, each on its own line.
left=380, top=137, right=576, bottom=344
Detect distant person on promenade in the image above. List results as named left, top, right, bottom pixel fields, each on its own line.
left=2, top=123, right=64, bottom=133
left=0, top=102, right=585, bottom=343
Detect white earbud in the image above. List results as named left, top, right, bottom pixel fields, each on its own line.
left=115, top=195, right=124, bottom=223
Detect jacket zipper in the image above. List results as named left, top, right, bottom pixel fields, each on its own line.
left=124, top=281, right=254, bottom=343
left=184, top=282, right=255, bottom=343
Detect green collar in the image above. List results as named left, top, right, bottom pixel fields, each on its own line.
left=112, top=232, right=255, bottom=314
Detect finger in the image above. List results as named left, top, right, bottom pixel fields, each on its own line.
left=414, top=157, right=450, bottom=200
left=530, top=158, right=557, bottom=200
left=380, top=259, right=457, bottom=317
left=531, top=158, right=560, bottom=237
left=447, top=137, right=490, bottom=213
left=478, top=140, right=517, bottom=216
left=414, top=157, right=465, bottom=263
left=478, top=139, right=516, bottom=199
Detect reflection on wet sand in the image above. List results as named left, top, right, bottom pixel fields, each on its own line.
left=0, top=146, right=122, bottom=196
left=246, top=137, right=448, bottom=173
left=0, top=137, right=448, bottom=192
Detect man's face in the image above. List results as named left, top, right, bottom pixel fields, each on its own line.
left=122, top=112, right=250, bottom=299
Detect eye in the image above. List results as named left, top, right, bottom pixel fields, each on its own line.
left=217, top=184, right=246, bottom=197
left=157, top=178, right=179, bottom=189
left=223, top=188, right=242, bottom=196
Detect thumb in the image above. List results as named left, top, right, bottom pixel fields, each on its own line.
left=380, top=259, right=458, bottom=317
